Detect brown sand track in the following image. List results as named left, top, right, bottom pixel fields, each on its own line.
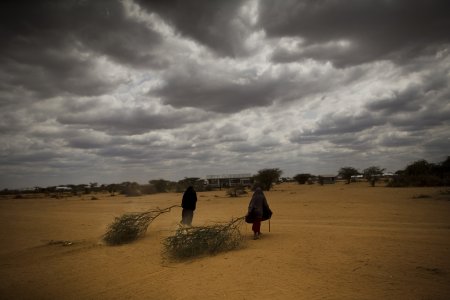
left=0, top=182, right=449, bottom=299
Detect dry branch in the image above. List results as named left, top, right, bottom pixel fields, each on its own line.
left=163, top=217, right=245, bottom=259
left=103, top=205, right=180, bottom=245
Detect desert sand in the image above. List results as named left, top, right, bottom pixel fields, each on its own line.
left=0, top=182, right=449, bottom=300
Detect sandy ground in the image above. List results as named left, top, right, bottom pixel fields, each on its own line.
left=0, top=182, right=449, bottom=300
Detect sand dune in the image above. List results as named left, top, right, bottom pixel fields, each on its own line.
left=0, top=182, right=449, bottom=299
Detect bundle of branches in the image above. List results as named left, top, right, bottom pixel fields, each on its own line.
left=163, top=217, right=244, bottom=259
left=103, top=205, right=180, bottom=245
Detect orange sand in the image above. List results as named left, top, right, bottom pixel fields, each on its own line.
left=0, top=182, right=449, bottom=299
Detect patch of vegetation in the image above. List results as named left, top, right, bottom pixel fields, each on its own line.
left=103, top=205, right=180, bottom=245
left=363, top=166, right=385, bottom=187
left=226, top=186, right=247, bottom=197
left=253, top=168, right=282, bottom=191
left=388, top=157, right=450, bottom=187
left=163, top=217, right=245, bottom=260
left=338, top=167, right=359, bottom=184
left=293, top=173, right=311, bottom=184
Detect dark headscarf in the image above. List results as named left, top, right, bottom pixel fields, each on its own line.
left=182, top=186, right=197, bottom=210
left=248, top=187, right=269, bottom=218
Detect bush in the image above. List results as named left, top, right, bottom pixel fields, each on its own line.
left=293, top=174, right=311, bottom=184
left=149, top=179, right=170, bottom=193
left=226, top=186, right=247, bottom=197
left=253, top=168, right=282, bottom=191
left=387, top=175, right=443, bottom=187
left=140, top=184, right=157, bottom=195
left=163, top=217, right=244, bottom=259
left=103, top=205, right=180, bottom=245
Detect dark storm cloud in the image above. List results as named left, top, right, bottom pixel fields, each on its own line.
left=136, top=0, right=251, bottom=57
left=152, top=61, right=365, bottom=113
left=0, top=0, right=164, bottom=99
left=66, top=136, right=113, bottom=150
left=424, top=137, right=450, bottom=153
left=153, top=70, right=281, bottom=113
left=0, top=150, right=63, bottom=165
left=261, top=0, right=450, bottom=66
left=367, top=71, right=450, bottom=131
left=0, top=113, right=29, bottom=134
left=367, top=87, right=422, bottom=114
left=310, top=112, right=384, bottom=136
left=227, top=138, right=279, bottom=154
left=0, top=51, right=116, bottom=99
left=57, top=106, right=211, bottom=135
left=1, top=0, right=449, bottom=189
left=379, top=133, right=422, bottom=148
left=97, top=145, right=150, bottom=159
left=390, top=106, right=450, bottom=131
left=288, top=132, right=321, bottom=144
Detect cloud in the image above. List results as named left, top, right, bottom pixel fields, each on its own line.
left=57, top=103, right=213, bottom=135
left=0, top=0, right=165, bottom=99
left=0, top=0, right=449, bottom=189
left=152, top=59, right=368, bottom=113
left=260, top=0, right=450, bottom=66
left=152, top=63, right=282, bottom=113
left=135, top=0, right=255, bottom=57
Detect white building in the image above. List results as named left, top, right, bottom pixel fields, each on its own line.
left=206, top=174, right=252, bottom=188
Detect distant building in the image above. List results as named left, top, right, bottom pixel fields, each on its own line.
left=55, top=186, right=72, bottom=191
left=351, top=175, right=364, bottom=182
left=318, top=175, right=337, bottom=184
left=206, top=174, right=252, bottom=188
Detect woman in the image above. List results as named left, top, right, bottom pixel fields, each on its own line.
left=247, top=187, right=272, bottom=239
left=181, top=186, right=197, bottom=226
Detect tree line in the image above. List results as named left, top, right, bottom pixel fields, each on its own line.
left=292, top=156, right=450, bottom=187
left=2, top=156, right=448, bottom=196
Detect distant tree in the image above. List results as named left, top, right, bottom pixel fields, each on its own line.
left=363, top=166, right=385, bottom=187
left=149, top=179, right=170, bottom=193
left=388, top=158, right=448, bottom=187
left=177, top=177, right=203, bottom=192
left=293, top=173, right=311, bottom=184
left=404, top=159, right=433, bottom=176
left=338, top=167, right=359, bottom=184
left=123, top=182, right=141, bottom=197
left=436, top=156, right=450, bottom=185
left=106, top=184, right=119, bottom=196
left=253, top=168, right=283, bottom=191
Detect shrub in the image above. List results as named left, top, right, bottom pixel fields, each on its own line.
left=163, top=217, right=244, bottom=259
left=226, top=186, right=247, bottom=197
left=293, top=173, right=311, bottom=184
left=103, top=205, right=180, bottom=245
left=149, top=179, right=170, bottom=193
left=253, top=168, right=282, bottom=191
left=387, top=175, right=442, bottom=187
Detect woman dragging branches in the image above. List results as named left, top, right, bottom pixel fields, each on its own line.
left=245, top=187, right=272, bottom=239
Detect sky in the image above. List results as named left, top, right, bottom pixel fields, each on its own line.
left=1, top=0, right=450, bottom=189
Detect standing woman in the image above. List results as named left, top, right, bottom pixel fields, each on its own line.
left=181, top=186, right=197, bottom=226
left=247, top=187, right=272, bottom=239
